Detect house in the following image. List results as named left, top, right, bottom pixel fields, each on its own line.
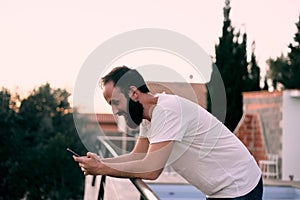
left=234, top=91, right=282, bottom=164
left=234, top=90, right=300, bottom=181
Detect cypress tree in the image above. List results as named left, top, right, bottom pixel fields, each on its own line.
left=208, top=0, right=261, bottom=131
left=214, top=0, right=244, bottom=131
left=249, top=42, right=261, bottom=91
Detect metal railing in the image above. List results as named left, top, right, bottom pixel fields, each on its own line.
left=95, top=136, right=160, bottom=200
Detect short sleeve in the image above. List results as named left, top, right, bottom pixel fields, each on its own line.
left=149, top=95, right=186, bottom=143
left=139, top=119, right=150, bottom=138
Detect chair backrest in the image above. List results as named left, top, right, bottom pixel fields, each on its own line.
left=267, top=154, right=278, bottom=162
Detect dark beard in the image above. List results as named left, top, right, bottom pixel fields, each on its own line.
left=125, top=98, right=143, bottom=129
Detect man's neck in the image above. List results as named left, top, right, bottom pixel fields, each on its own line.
left=140, top=93, right=158, bottom=121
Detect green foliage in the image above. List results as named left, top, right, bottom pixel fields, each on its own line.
left=243, top=42, right=261, bottom=91
left=267, top=15, right=300, bottom=89
left=248, top=43, right=261, bottom=91
left=0, top=84, right=85, bottom=199
left=0, top=89, right=19, bottom=198
left=209, top=0, right=261, bottom=131
left=267, top=54, right=289, bottom=89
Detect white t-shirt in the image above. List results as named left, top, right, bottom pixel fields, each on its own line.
left=140, top=93, right=261, bottom=198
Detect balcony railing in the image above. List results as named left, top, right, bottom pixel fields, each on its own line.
left=87, top=136, right=160, bottom=200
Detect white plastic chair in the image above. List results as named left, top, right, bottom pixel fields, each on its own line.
left=259, top=154, right=279, bottom=179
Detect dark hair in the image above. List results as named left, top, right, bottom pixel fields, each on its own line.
left=101, top=66, right=150, bottom=95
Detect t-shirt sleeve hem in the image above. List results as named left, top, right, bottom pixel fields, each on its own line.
left=149, top=137, right=181, bottom=144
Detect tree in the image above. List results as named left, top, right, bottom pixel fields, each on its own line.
left=1, top=84, right=85, bottom=199
left=248, top=42, right=261, bottom=91
left=267, top=54, right=288, bottom=90
left=213, top=0, right=243, bottom=131
left=267, top=15, right=300, bottom=89
left=287, top=15, right=300, bottom=88
left=210, top=0, right=261, bottom=131
left=0, top=88, right=23, bottom=198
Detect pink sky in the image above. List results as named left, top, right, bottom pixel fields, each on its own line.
left=0, top=0, right=299, bottom=104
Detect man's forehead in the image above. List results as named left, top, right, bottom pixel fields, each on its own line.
left=102, top=81, right=123, bottom=100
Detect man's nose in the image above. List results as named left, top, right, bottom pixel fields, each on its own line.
left=112, top=106, right=118, bottom=115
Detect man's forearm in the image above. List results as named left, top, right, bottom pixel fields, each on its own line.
left=100, top=141, right=172, bottom=179
left=101, top=152, right=146, bottom=163
left=101, top=158, right=163, bottom=180
left=75, top=141, right=172, bottom=180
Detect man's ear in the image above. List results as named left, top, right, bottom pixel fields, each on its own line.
left=128, top=86, right=139, bottom=102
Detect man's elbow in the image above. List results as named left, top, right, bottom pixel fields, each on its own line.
left=143, top=169, right=163, bottom=180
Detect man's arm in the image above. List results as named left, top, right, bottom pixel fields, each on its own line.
left=74, top=140, right=174, bottom=180
left=101, top=136, right=150, bottom=163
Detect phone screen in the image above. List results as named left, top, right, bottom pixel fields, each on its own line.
left=66, top=148, right=80, bottom=157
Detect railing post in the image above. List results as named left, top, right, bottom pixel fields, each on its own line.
left=97, top=175, right=106, bottom=200
left=97, top=144, right=109, bottom=200
left=92, top=175, right=96, bottom=186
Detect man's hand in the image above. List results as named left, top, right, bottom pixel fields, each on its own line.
left=73, top=152, right=103, bottom=176
left=72, top=140, right=173, bottom=180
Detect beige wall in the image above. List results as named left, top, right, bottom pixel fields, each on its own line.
left=242, top=91, right=283, bottom=157
left=282, top=90, right=300, bottom=181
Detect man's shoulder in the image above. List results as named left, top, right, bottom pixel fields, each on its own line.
left=156, top=93, right=181, bottom=107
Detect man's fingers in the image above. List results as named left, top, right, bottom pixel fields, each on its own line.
left=72, top=155, right=94, bottom=176
left=81, top=167, right=90, bottom=176
left=74, top=152, right=98, bottom=161
left=73, top=155, right=77, bottom=161
left=87, top=152, right=101, bottom=162
left=73, top=155, right=83, bottom=162
left=72, top=153, right=100, bottom=176
left=87, top=152, right=95, bottom=158
left=73, top=155, right=87, bottom=163
left=79, top=163, right=84, bottom=168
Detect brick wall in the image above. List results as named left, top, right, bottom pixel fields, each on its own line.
left=234, top=113, right=267, bottom=163
left=234, top=91, right=283, bottom=177
left=242, top=91, right=283, bottom=156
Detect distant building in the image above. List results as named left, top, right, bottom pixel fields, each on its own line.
left=234, top=90, right=300, bottom=181
left=235, top=91, right=282, bottom=160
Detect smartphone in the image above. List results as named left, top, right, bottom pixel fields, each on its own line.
left=66, top=148, right=80, bottom=157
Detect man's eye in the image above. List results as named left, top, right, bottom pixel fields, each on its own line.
left=111, top=100, right=119, bottom=106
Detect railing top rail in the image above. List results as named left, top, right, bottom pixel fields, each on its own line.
left=97, top=136, right=119, bottom=157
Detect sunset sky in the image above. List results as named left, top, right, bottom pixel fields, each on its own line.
left=0, top=0, right=299, bottom=112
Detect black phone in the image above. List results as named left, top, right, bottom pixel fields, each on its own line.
left=66, top=148, right=80, bottom=157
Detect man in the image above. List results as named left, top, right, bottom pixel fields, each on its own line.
left=74, top=66, right=263, bottom=199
